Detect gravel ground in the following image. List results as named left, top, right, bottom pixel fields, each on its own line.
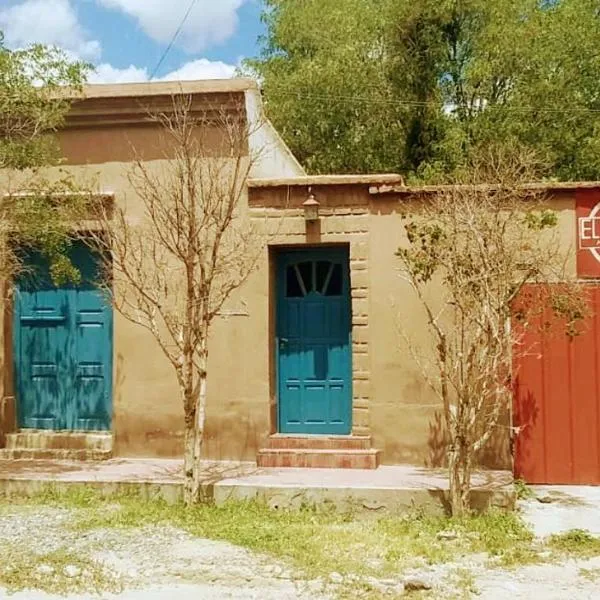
left=0, top=506, right=329, bottom=600
left=2, top=488, right=600, bottom=600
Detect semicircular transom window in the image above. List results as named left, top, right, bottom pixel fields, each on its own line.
left=286, top=259, right=343, bottom=298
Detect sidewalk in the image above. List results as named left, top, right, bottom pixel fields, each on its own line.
left=0, top=458, right=514, bottom=514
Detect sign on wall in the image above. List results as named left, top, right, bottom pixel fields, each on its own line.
left=576, top=189, right=600, bottom=279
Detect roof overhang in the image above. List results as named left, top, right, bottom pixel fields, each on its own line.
left=248, top=174, right=404, bottom=188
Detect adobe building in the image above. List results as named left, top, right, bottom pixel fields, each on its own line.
left=1, top=79, right=600, bottom=485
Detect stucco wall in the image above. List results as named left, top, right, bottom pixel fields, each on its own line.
left=0, top=88, right=581, bottom=466
left=246, top=185, right=578, bottom=467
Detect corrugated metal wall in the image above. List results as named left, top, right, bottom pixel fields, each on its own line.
left=513, top=285, right=600, bottom=484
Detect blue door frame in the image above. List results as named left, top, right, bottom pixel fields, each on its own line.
left=276, top=247, right=352, bottom=434
left=13, top=242, right=113, bottom=431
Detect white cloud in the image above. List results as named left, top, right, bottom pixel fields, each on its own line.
left=97, top=0, right=247, bottom=52
left=0, top=0, right=101, bottom=61
left=161, top=58, right=236, bottom=81
left=89, top=63, right=149, bottom=84
left=89, top=59, right=236, bottom=84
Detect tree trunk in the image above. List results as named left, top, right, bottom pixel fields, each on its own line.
left=192, top=368, right=207, bottom=502
left=448, top=439, right=471, bottom=517
left=183, top=421, right=196, bottom=505
left=182, top=365, right=208, bottom=506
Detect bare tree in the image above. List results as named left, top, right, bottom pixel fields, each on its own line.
left=84, top=96, right=264, bottom=504
left=396, top=148, right=586, bottom=516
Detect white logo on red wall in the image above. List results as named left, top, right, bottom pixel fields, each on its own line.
left=579, top=201, right=600, bottom=264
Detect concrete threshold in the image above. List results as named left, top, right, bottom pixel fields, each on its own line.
left=0, top=459, right=515, bottom=515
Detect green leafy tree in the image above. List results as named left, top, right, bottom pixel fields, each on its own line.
left=0, top=32, right=89, bottom=284
left=248, top=0, right=600, bottom=181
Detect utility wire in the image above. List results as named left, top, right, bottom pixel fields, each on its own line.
left=150, top=0, right=199, bottom=80
left=269, top=86, right=600, bottom=115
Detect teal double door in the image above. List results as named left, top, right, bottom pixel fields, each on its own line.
left=14, top=242, right=112, bottom=431
left=277, top=248, right=352, bottom=434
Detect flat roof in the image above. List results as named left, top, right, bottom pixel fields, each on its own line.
left=369, top=181, right=600, bottom=194
left=248, top=174, right=405, bottom=188
left=58, top=78, right=257, bottom=101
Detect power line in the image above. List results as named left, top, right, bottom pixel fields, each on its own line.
left=270, top=86, right=600, bottom=115
left=150, top=0, right=199, bottom=80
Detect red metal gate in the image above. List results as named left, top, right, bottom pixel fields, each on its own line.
left=513, top=285, right=600, bottom=484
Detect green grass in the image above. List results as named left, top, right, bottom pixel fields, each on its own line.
left=579, top=567, right=600, bottom=582
left=514, top=479, right=535, bottom=500
left=27, top=488, right=535, bottom=579
left=0, top=545, right=122, bottom=595
left=548, top=529, right=600, bottom=558
left=445, top=567, right=478, bottom=599
left=0, top=487, right=549, bottom=598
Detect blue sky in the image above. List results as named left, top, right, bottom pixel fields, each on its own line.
left=0, top=0, right=265, bottom=83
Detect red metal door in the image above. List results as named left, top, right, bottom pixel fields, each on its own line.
left=513, top=285, right=600, bottom=484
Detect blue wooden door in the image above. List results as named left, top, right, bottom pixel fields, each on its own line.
left=277, top=248, right=352, bottom=434
left=14, top=242, right=112, bottom=431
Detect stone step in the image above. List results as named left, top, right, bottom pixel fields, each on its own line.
left=256, top=448, right=382, bottom=469
left=0, top=448, right=112, bottom=461
left=265, top=435, right=372, bottom=451
left=6, top=431, right=112, bottom=452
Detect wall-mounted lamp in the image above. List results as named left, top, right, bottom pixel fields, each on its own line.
left=303, top=188, right=320, bottom=222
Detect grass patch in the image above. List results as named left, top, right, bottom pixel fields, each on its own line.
left=445, top=567, right=478, bottom=599
left=579, top=567, right=600, bottom=582
left=0, top=487, right=543, bottom=597
left=0, top=545, right=122, bottom=595
left=514, top=479, right=535, bottom=500
left=548, top=529, right=600, bottom=558
left=42, top=489, right=538, bottom=578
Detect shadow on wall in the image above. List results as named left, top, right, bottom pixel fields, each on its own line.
left=204, top=410, right=263, bottom=462
left=512, top=378, right=540, bottom=479
left=113, top=349, right=264, bottom=461
left=0, top=394, right=16, bottom=448
left=426, top=409, right=513, bottom=471
left=111, top=353, right=125, bottom=455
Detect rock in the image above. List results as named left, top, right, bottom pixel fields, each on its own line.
left=404, top=577, right=432, bottom=592
left=437, top=530, right=458, bottom=541
left=36, top=564, right=55, bottom=576
left=330, top=572, right=344, bottom=584
left=537, top=495, right=554, bottom=504
left=64, top=565, right=81, bottom=578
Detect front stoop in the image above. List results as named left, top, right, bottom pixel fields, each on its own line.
left=257, top=435, right=382, bottom=469
left=0, top=431, right=112, bottom=461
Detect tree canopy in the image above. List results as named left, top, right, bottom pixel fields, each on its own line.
left=248, top=0, right=600, bottom=181
left=0, top=33, right=89, bottom=283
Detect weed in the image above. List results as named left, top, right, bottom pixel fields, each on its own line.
left=548, top=529, right=600, bottom=558
left=579, top=567, right=600, bottom=582
left=0, top=545, right=122, bottom=595
left=0, top=489, right=541, bottom=593
left=446, top=567, right=478, bottom=599
left=514, top=479, right=535, bottom=500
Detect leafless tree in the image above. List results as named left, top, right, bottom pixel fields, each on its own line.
left=397, top=147, right=586, bottom=516
left=84, top=95, right=265, bottom=504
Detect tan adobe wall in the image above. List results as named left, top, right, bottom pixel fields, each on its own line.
left=246, top=185, right=577, bottom=467
left=0, top=91, right=581, bottom=466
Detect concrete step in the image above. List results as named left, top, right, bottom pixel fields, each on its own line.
left=256, top=448, right=382, bottom=469
left=265, top=435, right=372, bottom=451
left=0, top=448, right=112, bottom=461
left=6, top=431, right=112, bottom=452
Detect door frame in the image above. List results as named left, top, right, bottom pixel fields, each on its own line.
left=273, top=244, right=353, bottom=435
